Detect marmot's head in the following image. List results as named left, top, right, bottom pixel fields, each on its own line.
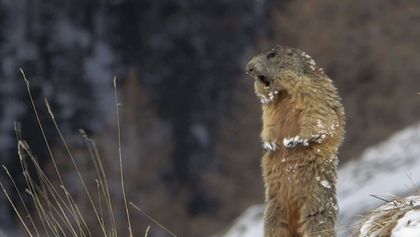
left=246, top=45, right=321, bottom=104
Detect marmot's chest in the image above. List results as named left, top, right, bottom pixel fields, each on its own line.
left=262, top=151, right=317, bottom=197
left=261, top=101, right=303, bottom=143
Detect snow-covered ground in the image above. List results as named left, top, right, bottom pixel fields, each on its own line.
left=359, top=195, right=420, bottom=237
left=392, top=209, right=420, bottom=237
left=219, top=121, right=420, bottom=237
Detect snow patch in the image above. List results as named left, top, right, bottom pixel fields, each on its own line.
left=256, top=90, right=279, bottom=104
left=392, top=210, right=420, bottom=237
left=338, top=122, right=420, bottom=237
left=217, top=206, right=264, bottom=237
left=320, top=180, right=331, bottom=189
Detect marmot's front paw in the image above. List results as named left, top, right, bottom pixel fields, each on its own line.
left=263, top=141, right=278, bottom=152
left=283, top=136, right=309, bottom=148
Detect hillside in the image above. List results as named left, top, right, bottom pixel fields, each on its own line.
left=219, top=121, right=420, bottom=237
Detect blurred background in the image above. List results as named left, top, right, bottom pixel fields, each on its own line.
left=0, top=0, right=420, bottom=236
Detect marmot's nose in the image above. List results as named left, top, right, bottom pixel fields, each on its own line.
left=246, top=57, right=260, bottom=77
left=245, top=61, right=254, bottom=75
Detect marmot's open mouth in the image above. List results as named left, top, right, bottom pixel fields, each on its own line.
left=258, top=75, right=270, bottom=87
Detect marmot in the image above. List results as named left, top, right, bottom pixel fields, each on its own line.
left=246, top=46, right=345, bottom=237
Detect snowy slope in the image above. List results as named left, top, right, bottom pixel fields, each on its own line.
left=219, top=121, right=420, bottom=237
left=220, top=206, right=265, bottom=237
left=392, top=209, right=420, bottom=237
left=359, top=195, right=420, bottom=237
left=338, top=121, right=420, bottom=236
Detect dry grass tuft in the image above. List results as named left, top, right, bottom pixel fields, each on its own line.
left=357, top=195, right=420, bottom=237
left=0, top=70, right=176, bottom=237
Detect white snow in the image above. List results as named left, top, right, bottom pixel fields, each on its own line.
left=218, top=206, right=264, bottom=237
left=256, top=93, right=273, bottom=104
left=268, top=90, right=279, bottom=101
left=320, top=180, right=331, bottom=189
left=392, top=210, right=420, bottom=237
left=256, top=90, right=279, bottom=105
left=337, top=122, right=420, bottom=237
left=218, top=121, right=420, bottom=237
left=359, top=196, right=420, bottom=237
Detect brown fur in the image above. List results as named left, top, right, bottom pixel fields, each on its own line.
left=246, top=46, right=345, bottom=237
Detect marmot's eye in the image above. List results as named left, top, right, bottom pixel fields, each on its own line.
left=266, top=52, right=276, bottom=59
left=258, top=75, right=270, bottom=87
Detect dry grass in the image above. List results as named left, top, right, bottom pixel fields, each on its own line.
left=0, top=70, right=176, bottom=237
left=356, top=195, right=420, bottom=237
